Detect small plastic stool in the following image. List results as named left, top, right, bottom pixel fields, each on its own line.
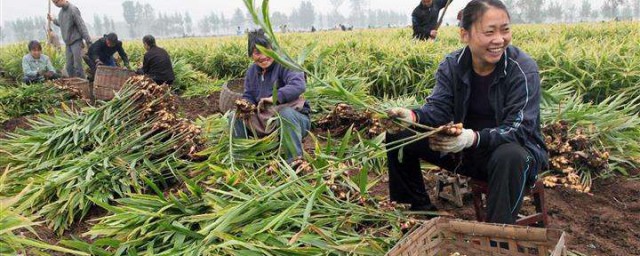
left=471, top=179, right=549, bottom=227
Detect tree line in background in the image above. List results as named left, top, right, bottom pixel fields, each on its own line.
left=505, top=0, right=639, bottom=23
left=1, top=0, right=640, bottom=44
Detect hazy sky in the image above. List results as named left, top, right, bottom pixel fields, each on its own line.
left=0, top=0, right=609, bottom=27
left=0, top=0, right=474, bottom=26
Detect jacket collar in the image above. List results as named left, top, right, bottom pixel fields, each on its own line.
left=256, top=61, right=277, bottom=74
left=456, top=45, right=509, bottom=82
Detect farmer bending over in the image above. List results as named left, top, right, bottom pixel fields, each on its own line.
left=387, top=0, right=548, bottom=224
left=22, top=40, right=59, bottom=84
left=136, top=35, right=175, bottom=86
left=232, top=29, right=311, bottom=160
left=412, top=0, right=451, bottom=40
left=84, top=33, right=130, bottom=81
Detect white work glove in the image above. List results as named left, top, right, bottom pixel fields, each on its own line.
left=429, top=128, right=477, bottom=153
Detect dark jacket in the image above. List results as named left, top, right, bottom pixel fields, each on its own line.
left=242, top=62, right=310, bottom=114
left=52, top=2, right=92, bottom=45
left=88, top=37, right=130, bottom=66
left=413, top=45, right=549, bottom=178
left=139, top=46, right=175, bottom=83
left=411, top=0, right=448, bottom=40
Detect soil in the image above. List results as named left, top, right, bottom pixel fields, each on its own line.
left=23, top=207, right=108, bottom=256
left=369, top=172, right=640, bottom=255
left=175, top=91, right=221, bottom=120
left=1, top=116, right=31, bottom=134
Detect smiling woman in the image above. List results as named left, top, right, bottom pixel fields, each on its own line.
left=386, top=0, right=549, bottom=225
left=459, top=0, right=512, bottom=75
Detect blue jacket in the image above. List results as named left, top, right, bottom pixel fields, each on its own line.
left=411, top=0, right=448, bottom=40
left=22, top=54, right=56, bottom=79
left=242, top=62, right=310, bottom=114
left=413, top=45, right=549, bottom=176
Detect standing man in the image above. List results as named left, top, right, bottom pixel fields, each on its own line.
left=412, top=0, right=451, bottom=40
left=84, top=33, right=130, bottom=81
left=136, top=35, right=175, bottom=86
left=47, top=0, right=92, bottom=78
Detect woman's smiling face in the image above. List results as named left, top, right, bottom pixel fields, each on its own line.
left=461, top=6, right=512, bottom=72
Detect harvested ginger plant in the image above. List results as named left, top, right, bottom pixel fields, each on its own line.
left=234, top=98, right=256, bottom=120
left=316, top=103, right=382, bottom=137
left=542, top=121, right=610, bottom=193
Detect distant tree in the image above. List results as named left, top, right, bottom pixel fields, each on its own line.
left=632, top=0, right=640, bottom=18
left=271, top=11, right=289, bottom=27
left=93, top=15, right=103, bottom=35
left=329, top=0, right=346, bottom=10
left=328, top=10, right=346, bottom=27
left=176, top=13, right=185, bottom=36
left=564, top=3, right=577, bottom=22
left=110, top=18, right=116, bottom=33
left=502, top=0, right=524, bottom=23
left=591, top=9, right=600, bottom=20
left=298, top=1, right=316, bottom=28
left=0, top=26, right=5, bottom=42
left=621, top=3, right=634, bottom=19
left=8, top=17, right=46, bottom=42
left=211, top=13, right=222, bottom=33
left=140, top=4, right=155, bottom=35
left=349, top=0, right=368, bottom=27
left=154, top=13, right=166, bottom=36
left=517, top=0, right=545, bottom=23
left=103, top=15, right=111, bottom=32
left=603, top=0, right=625, bottom=19
left=184, top=12, right=193, bottom=35
left=580, top=0, right=592, bottom=20
left=199, top=13, right=218, bottom=35
left=220, top=13, right=228, bottom=31
left=231, top=8, right=245, bottom=29
left=122, top=1, right=142, bottom=37
left=545, top=0, right=564, bottom=23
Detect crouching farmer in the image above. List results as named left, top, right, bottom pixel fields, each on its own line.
left=22, top=40, right=59, bottom=84
left=231, top=30, right=311, bottom=160
left=385, top=0, right=548, bottom=224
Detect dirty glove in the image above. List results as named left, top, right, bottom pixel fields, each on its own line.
left=384, top=107, right=417, bottom=134
left=429, top=128, right=477, bottom=153
left=257, top=97, right=275, bottom=112
left=386, top=107, right=416, bottom=124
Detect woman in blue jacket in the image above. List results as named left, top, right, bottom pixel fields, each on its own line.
left=387, top=0, right=548, bottom=224
left=232, top=30, right=311, bottom=160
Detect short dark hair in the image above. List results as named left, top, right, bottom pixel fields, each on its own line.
left=105, top=33, right=118, bottom=43
left=28, top=40, right=42, bottom=51
left=143, top=35, right=156, bottom=47
left=247, top=29, right=272, bottom=57
left=460, top=0, right=510, bottom=31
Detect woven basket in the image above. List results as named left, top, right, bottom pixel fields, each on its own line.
left=93, top=66, right=134, bottom=100
left=219, top=79, right=245, bottom=113
left=387, top=218, right=566, bottom=256
left=59, top=77, right=91, bottom=100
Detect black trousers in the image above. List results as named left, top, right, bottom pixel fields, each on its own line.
left=153, top=79, right=173, bottom=85
left=386, top=130, right=535, bottom=224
